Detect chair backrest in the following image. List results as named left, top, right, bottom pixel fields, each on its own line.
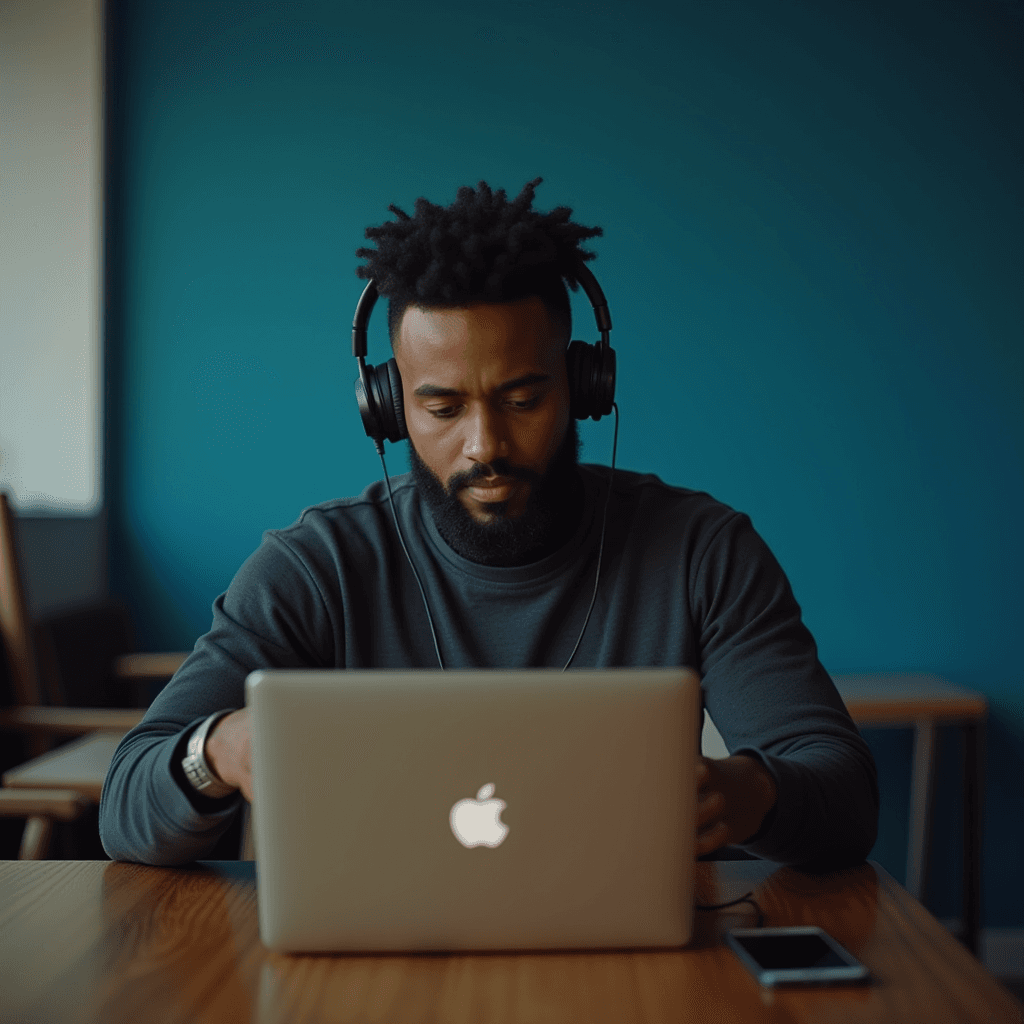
left=0, top=492, right=42, bottom=708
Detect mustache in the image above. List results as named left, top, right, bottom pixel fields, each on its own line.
left=446, top=459, right=541, bottom=495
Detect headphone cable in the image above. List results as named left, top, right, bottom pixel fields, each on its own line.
left=378, top=440, right=446, bottom=670
left=562, top=401, right=618, bottom=671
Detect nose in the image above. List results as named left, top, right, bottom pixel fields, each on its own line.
left=462, top=401, right=509, bottom=467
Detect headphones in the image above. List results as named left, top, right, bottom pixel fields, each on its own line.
left=353, top=263, right=616, bottom=448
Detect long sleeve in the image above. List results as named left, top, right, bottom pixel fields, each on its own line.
left=99, top=529, right=337, bottom=864
left=692, top=512, right=879, bottom=870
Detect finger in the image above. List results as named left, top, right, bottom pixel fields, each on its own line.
left=695, top=819, right=729, bottom=857
left=696, top=815, right=724, bottom=843
left=695, top=789, right=724, bottom=828
left=696, top=823, right=729, bottom=856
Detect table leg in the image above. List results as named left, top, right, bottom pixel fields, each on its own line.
left=962, top=721, right=984, bottom=958
left=907, top=720, right=937, bottom=901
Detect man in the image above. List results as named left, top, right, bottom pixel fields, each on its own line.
left=99, top=179, right=878, bottom=868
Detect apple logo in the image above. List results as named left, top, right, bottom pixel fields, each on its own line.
left=449, top=783, right=509, bottom=848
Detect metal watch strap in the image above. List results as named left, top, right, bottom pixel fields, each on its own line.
left=181, top=710, right=238, bottom=798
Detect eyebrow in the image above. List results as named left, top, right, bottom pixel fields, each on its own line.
left=412, top=373, right=552, bottom=398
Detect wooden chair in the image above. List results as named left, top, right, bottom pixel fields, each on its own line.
left=0, top=788, right=90, bottom=859
left=0, top=492, right=187, bottom=857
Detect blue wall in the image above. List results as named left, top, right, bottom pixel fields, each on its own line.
left=105, top=0, right=1023, bottom=927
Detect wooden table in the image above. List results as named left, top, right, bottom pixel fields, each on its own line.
left=1, top=673, right=990, bottom=957
left=835, top=673, right=987, bottom=956
left=0, top=859, right=1018, bottom=1024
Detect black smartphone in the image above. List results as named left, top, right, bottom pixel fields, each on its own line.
left=725, top=926, right=870, bottom=987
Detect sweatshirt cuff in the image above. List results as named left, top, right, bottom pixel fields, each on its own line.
left=171, top=715, right=242, bottom=812
left=150, top=724, right=242, bottom=849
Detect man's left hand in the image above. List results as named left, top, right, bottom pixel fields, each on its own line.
left=695, top=753, right=778, bottom=858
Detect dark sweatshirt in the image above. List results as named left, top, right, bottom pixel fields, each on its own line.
left=99, top=465, right=878, bottom=868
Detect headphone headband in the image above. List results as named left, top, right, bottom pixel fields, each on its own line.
left=573, top=262, right=612, bottom=341
left=352, top=279, right=380, bottom=359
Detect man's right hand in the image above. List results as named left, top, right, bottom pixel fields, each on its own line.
left=203, top=708, right=253, bottom=802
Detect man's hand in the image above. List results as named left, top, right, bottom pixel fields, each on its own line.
left=696, top=753, right=778, bottom=858
left=203, top=708, right=253, bottom=802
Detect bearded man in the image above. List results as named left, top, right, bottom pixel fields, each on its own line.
left=100, top=179, right=878, bottom=870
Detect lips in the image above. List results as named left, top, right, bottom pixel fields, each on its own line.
left=464, top=477, right=517, bottom=503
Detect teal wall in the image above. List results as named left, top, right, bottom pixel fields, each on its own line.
left=105, top=1, right=1023, bottom=926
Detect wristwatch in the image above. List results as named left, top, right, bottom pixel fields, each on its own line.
left=181, top=710, right=238, bottom=798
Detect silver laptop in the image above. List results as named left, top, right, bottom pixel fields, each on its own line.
left=246, top=667, right=701, bottom=953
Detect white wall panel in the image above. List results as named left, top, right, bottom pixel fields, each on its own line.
left=0, top=0, right=103, bottom=514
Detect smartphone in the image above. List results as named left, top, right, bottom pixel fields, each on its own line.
left=725, top=926, right=870, bottom=987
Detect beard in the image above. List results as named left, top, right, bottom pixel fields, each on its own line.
left=409, top=419, right=583, bottom=567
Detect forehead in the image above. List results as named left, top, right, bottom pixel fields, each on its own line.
left=395, top=297, right=563, bottom=374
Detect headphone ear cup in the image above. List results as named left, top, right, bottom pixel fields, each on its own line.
left=355, top=359, right=407, bottom=444
left=593, top=344, right=616, bottom=419
left=382, top=358, right=407, bottom=442
left=355, top=367, right=382, bottom=442
left=566, top=340, right=590, bottom=420
left=566, top=341, right=616, bottom=421
left=366, top=359, right=406, bottom=444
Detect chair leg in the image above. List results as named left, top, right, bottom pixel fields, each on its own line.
left=18, top=816, right=53, bottom=860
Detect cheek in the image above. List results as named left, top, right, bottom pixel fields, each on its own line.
left=407, top=419, right=460, bottom=478
left=520, top=402, right=570, bottom=467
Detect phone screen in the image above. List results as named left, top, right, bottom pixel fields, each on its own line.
left=731, top=932, right=849, bottom=970
left=725, top=927, right=869, bottom=987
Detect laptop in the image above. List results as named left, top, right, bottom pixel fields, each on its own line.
left=246, top=667, right=701, bottom=953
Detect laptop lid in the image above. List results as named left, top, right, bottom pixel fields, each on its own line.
left=247, top=667, right=700, bottom=953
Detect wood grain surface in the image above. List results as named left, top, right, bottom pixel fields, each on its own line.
left=0, top=859, right=1019, bottom=1024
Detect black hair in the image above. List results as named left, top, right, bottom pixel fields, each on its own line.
left=355, top=178, right=603, bottom=346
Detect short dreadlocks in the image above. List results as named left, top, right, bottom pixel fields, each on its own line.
left=356, top=178, right=603, bottom=346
